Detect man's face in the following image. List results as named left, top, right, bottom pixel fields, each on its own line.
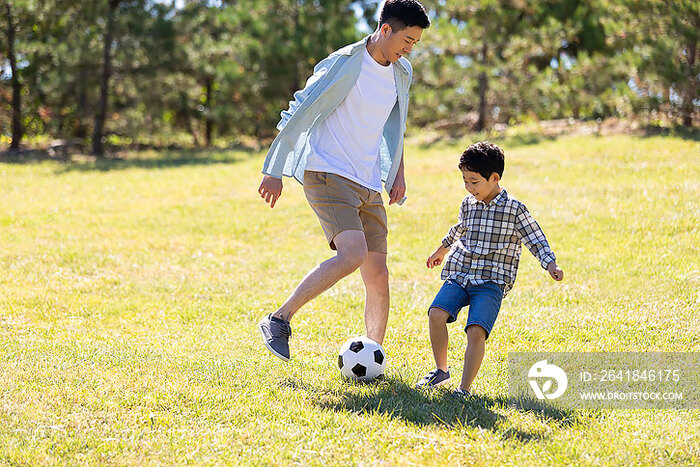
left=379, top=24, right=423, bottom=63
left=461, top=169, right=500, bottom=203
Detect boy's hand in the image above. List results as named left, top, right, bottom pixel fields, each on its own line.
left=547, top=262, right=564, bottom=281
left=426, top=245, right=449, bottom=269
left=258, top=175, right=283, bottom=208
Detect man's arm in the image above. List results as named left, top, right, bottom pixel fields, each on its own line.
left=277, top=54, right=335, bottom=131
left=388, top=152, right=406, bottom=205
left=258, top=175, right=283, bottom=209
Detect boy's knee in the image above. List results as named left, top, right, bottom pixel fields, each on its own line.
left=428, top=307, right=450, bottom=323
left=466, top=324, right=487, bottom=341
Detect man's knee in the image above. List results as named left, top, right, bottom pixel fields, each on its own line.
left=363, top=254, right=388, bottom=284
left=335, top=231, right=368, bottom=272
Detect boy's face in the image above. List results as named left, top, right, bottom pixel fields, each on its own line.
left=378, top=24, right=423, bottom=63
left=461, top=169, right=501, bottom=203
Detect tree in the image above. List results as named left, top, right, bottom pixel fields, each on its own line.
left=2, top=0, right=26, bottom=149
left=627, top=0, right=699, bottom=127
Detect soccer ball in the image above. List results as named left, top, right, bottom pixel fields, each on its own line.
left=337, top=336, right=386, bottom=381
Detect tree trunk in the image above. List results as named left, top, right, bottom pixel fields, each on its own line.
left=475, top=42, right=489, bottom=132
left=5, top=3, right=22, bottom=149
left=93, top=0, right=119, bottom=156
left=681, top=17, right=698, bottom=127
left=204, top=77, right=212, bottom=147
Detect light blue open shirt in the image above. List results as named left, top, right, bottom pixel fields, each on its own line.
left=261, top=36, right=413, bottom=205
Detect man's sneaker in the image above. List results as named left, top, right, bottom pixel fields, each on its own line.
left=416, top=368, right=451, bottom=388
left=257, top=313, right=292, bottom=362
left=452, top=388, right=471, bottom=399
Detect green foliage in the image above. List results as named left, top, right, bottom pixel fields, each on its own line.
left=0, top=0, right=697, bottom=149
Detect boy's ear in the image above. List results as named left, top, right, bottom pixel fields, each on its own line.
left=490, top=173, right=500, bottom=183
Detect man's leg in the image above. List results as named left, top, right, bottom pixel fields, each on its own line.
left=259, top=230, right=368, bottom=361
left=359, top=251, right=389, bottom=344
left=274, top=230, right=368, bottom=322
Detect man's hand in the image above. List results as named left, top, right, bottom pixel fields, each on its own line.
left=427, top=245, right=449, bottom=269
left=258, top=175, right=283, bottom=208
left=388, top=172, right=406, bottom=205
left=547, top=262, right=564, bottom=281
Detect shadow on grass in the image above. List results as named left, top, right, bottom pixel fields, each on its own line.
left=51, top=147, right=257, bottom=173
left=416, top=131, right=559, bottom=151
left=0, top=146, right=258, bottom=172
left=312, top=376, right=580, bottom=442
left=640, top=124, right=700, bottom=141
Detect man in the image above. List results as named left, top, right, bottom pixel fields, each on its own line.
left=257, top=0, right=430, bottom=361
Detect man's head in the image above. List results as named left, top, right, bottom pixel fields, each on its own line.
left=375, top=0, right=430, bottom=63
left=459, top=142, right=505, bottom=203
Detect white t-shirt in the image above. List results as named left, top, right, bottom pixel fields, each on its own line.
left=306, top=47, right=397, bottom=192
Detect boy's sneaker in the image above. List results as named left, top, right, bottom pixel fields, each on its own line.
left=452, top=388, right=471, bottom=399
left=416, top=368, right=451, bottom=388
left=258, top=313, right=292, bottom=362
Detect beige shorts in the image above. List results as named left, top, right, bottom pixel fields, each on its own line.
left=303, top=171, right=388, bottom=254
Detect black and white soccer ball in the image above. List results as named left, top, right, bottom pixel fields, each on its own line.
left=337, top=336, right=386, bottom=381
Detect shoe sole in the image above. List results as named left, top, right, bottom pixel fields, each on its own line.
left=257, top=321, right=290, bottom=362
left=416, top=377, right=451, bottom=389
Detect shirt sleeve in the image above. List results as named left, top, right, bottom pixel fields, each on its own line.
left=515, top=204, right=556, bottom=269
left=441, top=200, right=467, bottom=248
left=277, top=54, right=335, bottom=131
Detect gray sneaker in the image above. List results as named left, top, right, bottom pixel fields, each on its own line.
left=258, top=313, right=292, bottom=362
left=416, top=368, right=451, bottom=388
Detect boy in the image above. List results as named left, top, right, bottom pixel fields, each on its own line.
left=416, top=141, right=564, bottom=395
left=257, top=1, right=431, bottom=362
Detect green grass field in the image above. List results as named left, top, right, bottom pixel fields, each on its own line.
left=1, top=134, right=699, bottom=465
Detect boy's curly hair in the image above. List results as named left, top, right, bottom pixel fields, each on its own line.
left=459, top=141, right=505, bottom=180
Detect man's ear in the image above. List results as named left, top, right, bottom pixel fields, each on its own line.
left=380, top=23, right=392, bottom=36
left=490, top=173, right=500, bottom=183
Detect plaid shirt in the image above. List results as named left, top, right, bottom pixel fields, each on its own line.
left=440, top=189, right=556, bottom=296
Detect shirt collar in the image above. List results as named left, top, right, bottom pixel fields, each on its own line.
left=468, top=189, right=508, bottom=207
left=345, top=35, right=409, bottom=76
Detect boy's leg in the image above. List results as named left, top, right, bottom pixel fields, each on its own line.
left=428, top=307, right=451, bottom=371
left=275, top=230, right=368, bottom=322
left=359, top=251, right=389, bottom=344
left=458, top=282, right=503, bottom=391
left=459, top=324, right=486, bottom=391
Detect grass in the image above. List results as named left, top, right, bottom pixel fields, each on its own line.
left=1, top=134, right=699, bottom=465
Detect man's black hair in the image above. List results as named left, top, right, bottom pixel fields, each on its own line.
left=379, top=0, right=430, bottom=31
left=459, top=141, right=505, bottom=180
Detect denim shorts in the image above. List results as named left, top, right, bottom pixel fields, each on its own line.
left=428, top=280, right=504, bottom=339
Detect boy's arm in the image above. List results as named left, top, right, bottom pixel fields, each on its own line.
left=441, top=200, right=467, bottom=248
left=427, top=200, right=467, bottom=268
left=427, top=244, right=450, bottom=268
left=515, top=204, right=557, bottom=270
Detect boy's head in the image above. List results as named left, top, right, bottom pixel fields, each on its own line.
left=376, top=0, right=430, bottom=63
left=459, top=141, right=505, bottom=203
